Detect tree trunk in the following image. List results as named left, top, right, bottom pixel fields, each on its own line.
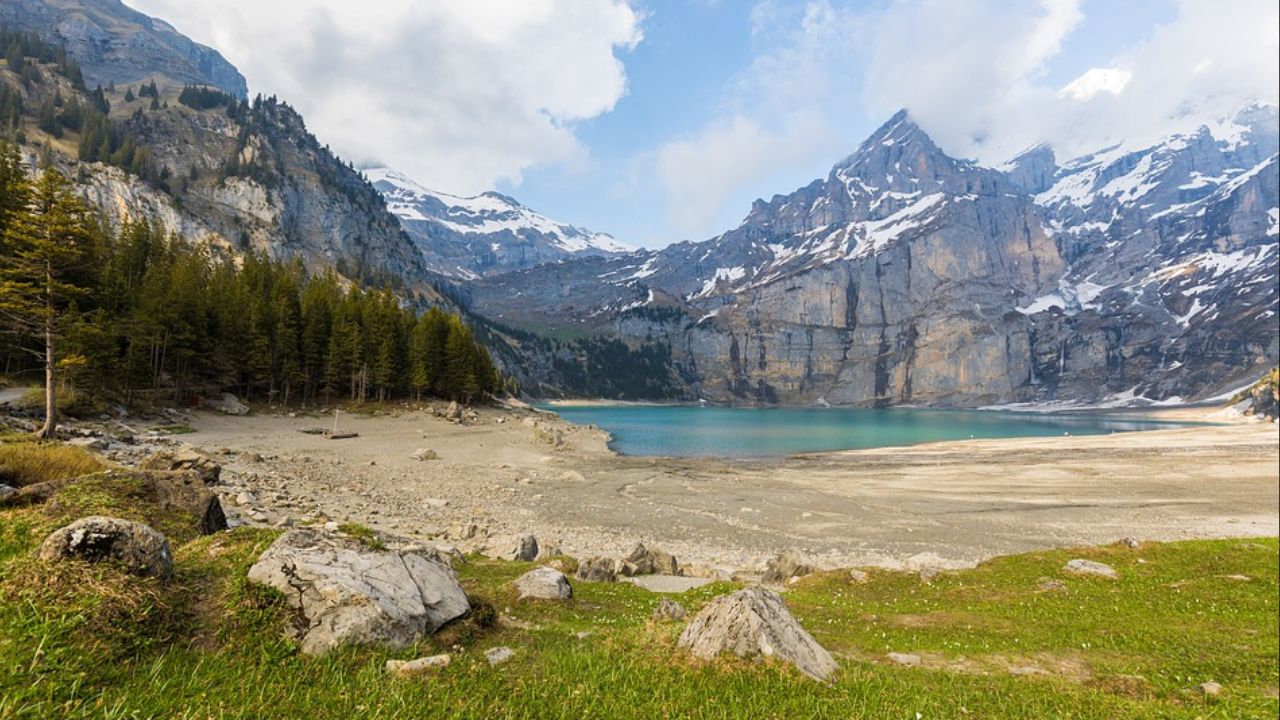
left=37, top=261, right=56, bottom=439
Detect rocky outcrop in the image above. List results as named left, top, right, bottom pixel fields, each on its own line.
left=575, top=556, right=618, bottom=583
left=677, top=587, right=838, bottom=681
left=246, top=528, right=470, bottom=655
left=620, top=543, right=679, bottom=577
left=762, top=553, right=815, bottom=584
left=39, top=516, right=173, bottom=580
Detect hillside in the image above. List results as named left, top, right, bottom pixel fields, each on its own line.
left=470, top=108, right=1280, bottom=406
left=0, top=13, right=436, bottom=293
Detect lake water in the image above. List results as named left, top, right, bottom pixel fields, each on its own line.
left=542, top=404, right=1199, bottom=458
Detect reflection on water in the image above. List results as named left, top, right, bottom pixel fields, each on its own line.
left=541, top=405, right=1204, bottom=458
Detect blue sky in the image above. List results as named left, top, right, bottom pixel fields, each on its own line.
left=130, top=0, right=1276, bottom=248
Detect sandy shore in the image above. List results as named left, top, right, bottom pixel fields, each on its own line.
left=180, top=403, right=1279, bottom=574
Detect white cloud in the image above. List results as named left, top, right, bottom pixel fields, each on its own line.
left=862, top=0, right=1279, bottom=162
left=1059, top=68, right=1132, bottom=101
left=658, top=113, right=832, bottom=236
left=125, top=0, right=642, bottom=194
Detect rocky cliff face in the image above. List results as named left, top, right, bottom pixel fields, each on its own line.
left=366, top=167, right=629, bottom=279
left=472, top=108, right=1279, bottom=406
left=0, top=0, right=247, bottom=98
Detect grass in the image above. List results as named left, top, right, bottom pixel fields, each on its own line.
left=147, top=424, right=196, bottom=436
left=0, top=445, right=1275, bottom=719
left=0, top=440, right=102, bottom=488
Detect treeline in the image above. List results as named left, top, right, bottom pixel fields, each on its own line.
left=0, top=146, right=504, bottom=412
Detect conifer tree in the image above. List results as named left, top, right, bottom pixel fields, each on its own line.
left=0, top=170, right=94, bottom=437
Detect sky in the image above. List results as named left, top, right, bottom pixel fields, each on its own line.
left=127, top=0, right=1279, bottom=249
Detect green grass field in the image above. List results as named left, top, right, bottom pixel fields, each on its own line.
left=0, top=446, right=1276, bottom=719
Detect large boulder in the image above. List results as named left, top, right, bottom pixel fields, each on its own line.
left=38, top=516, right=173, bottom=580
left=677, top=587, right=838, bottom=682
left=515, top=567, right=572, bottom=601
left=246, top=528, right=470, bottom=655
left=140, top=448, right=222, bottom=485
left=575, top=556, right=618, bottom=583
left=621, top=542, right=679, bottom=576
left=206, top=392, right=249, bottom=416
left=762, top=552, right=815, bottom=584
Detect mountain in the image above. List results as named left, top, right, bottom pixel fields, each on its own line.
left=366, top=167, right=630, bottom=279
left=0, top=0, right=247, bottom=98
left=1, top=2, right=435, bottom=290
left=469, top=107, right=1279, bottom=406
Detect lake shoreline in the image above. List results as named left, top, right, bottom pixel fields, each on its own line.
left=169, top=400, right=1279, bottom=576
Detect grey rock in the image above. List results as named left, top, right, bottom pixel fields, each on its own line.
left=485, top=646, right=515, bottom=666
left=763, top=552, right=814, bottom=584
left=38, top=516, right=172, bottom=580
left=848, top=568, right=870, bottom=583
left=575, top=556, right=618, bottom=583
left=651, top=598, right=687, bottom=622
left=887, top=652, right=922, bottom=667
left=0, top=484, right=15, bottom=501
left=411, top=448, right=439, bottom=461
left=1064, top=559, right=1119, bottom=578
left=386, top=654, right=451, bottom=676
left=1196, top=681, right=1222, bottom=697
left=69, top=437, right=110, bottom=452
left=621, top=543, right=680, bottom=576
left=206, top=393, right=249, bottom=417
left=246, top=528, right=470, bottom=655
left=515, top=567, right=572, bottom=601
left=677, top=587, right=838, bottom=682
left=510, top=535, right=539, bottom=562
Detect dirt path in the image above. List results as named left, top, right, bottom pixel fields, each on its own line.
left=183, top=404, right=1280, bottom=574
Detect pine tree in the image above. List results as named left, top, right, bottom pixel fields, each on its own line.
left=0, top=170, right=94, bottom=437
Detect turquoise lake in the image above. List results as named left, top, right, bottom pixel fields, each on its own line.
left=542, top=404, right=1198, bottom=458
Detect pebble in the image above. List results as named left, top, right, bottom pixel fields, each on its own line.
left=485, top=647, right=515, bottom=666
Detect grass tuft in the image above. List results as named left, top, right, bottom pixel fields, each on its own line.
left=0, top=441, right=102, bottom=488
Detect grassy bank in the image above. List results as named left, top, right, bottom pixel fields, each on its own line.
left=0, top=445, right=1276, bottom=719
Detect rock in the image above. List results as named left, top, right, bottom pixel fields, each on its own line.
left=848, top=569, right=870, bottom=583
left=677, top=587, right=838, bottom=682
left=507, top=535, right=539, bottom=562
left=445, top=401, right=462, bottom=421
left=1120, top=537, right=1141, bottom=549
left=1221, top=574, right=1253, bottom=582
left=1196, top=681, right=1222, bottom=697
left=1037, top=577, right=1068, bottom=592
left=575, top=556, right=618, bottom=583
left=651, top=598, right=687, bottom=621
left=140, top=447, right=222, bottom=485
left=887, top=652, right=922, bottom=667
left=250, top=511, right=268, bottom=523
left=762, top=552, right=814, bottom=584
left=69, top=437, right=110, bottom=452
left=515, top=567, right=572, bottom=601
left=485, top=647, right=515, bottom=666
left=411, top=448, right=439, bottom=461
left=38, top=516, right=172, bottom=580
left=1064, top=559, right=1119, bottom=578
left=621, top=543, right=680, bottom=576
left=206, top=392, right=249, bottom=416
left=246, top=528, right=470, bottom=655
left=236, top=492, right=257, bottom=507
left=0, top=484, right=15, bottom=501
left=385, top=654, right=451, bottom=676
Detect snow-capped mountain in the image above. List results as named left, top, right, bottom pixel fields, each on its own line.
left=366, top=167, right=630, bottom=279
left=470, top=105, right=1279, bottom=407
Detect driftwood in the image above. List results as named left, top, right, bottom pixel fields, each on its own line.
left=298, top=427, right=327, bottom=435
left=326, top=432, right=359, bottom=440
